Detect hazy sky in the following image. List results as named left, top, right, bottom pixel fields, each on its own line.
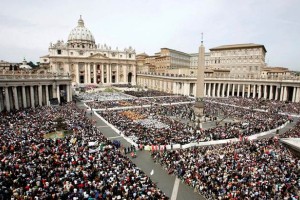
left=0, top=0, right=299, bottom=70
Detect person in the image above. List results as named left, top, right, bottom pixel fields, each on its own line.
left=131, top=151, right=136, bottom=158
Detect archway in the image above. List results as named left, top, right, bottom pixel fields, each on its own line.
left=128, top=72, right=132, bottom=83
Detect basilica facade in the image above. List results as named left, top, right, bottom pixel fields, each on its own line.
left=40, top=16, right=136, bottom=86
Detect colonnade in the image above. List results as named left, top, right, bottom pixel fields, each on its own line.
left=203, top=83, right=300, bottom=102
left=136, top=76, right=300, bottom=102
left=0, top=84, right=72, bottom=112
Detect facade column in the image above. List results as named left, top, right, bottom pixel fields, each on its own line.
left=109, top=64, right=112, bottom=83
left=212, top=83, right=216, bottom=97
left=257, top=85, right=261, bottom=98
left=269, top=85, right=273, bottom=100
left=101, top=64, right=104, bottom=83
left=204, top=83, right=207, bottom=97
left=124, top=65, right=128, bottom=83
left=247, top=85, right=251, bottom=98
left=264, top=85, right=267, bottom=99
left=283, top=86, right=287, bottom=101
left=242, top=84, right=245, bottom=98
left=237, top=84, right=240, bottom=97
left=30, top=86, right=35, bottom=108
left=207, top=83, right=211, bottom=97
left=57, top=85, right=60, bottom=104
left=84, top=63, right=88, bottom=84
left=4, top=87, right=10, bottom=112
left=38, top=85, right=43, bottom=106
left=132, top=64, right=136, bottom=85
left=22, top=86, right=27, bottom=108
left=93, top=64, right=97, bottom=84
left=66, top=85, right=70, bottom=102
left=76, top=63, right=80, bottom=84
left=253, top=85, right=256, bottom=98
left=227, top=84, right=230, bottom=97
left=116, top=64, right=119, bottom=83
left=12, top=87, right=18, bottom=110
left=184, top=83, right=189, bottom=96
left=106, top=64, right=109, bottom=83
left=45, top=85, right=49, bottom=106
left=232, top=84, right=235, bottom=97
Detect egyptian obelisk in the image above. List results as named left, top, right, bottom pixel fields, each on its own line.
left=194, top=34, right=205, bottom=119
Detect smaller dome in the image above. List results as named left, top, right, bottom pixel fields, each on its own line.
left=19, top=58, right=32, bottom=69
left=67, top=16, right=95, bottom=46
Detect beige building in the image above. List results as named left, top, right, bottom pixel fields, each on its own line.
left=138, top=43, right=268, bottom=78
left=41, top=16, right=137, bottom=86
left=209, top=43, right=267, bottom=77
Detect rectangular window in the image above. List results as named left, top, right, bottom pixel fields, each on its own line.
left=129, top=54, right=131, bottom=58
left=57, top=50, right=62, bottom=55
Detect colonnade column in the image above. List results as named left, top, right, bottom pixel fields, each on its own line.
left=296, top=88, right=300, bottom=102
left=109, top=64, right=112, bottom=83
left=222, top=83, right=226, bottom=97
left=38, top=85, right=43, bottom=106
left=269, top=85, right=273, bottom=100
left=12, top=87, right=19, bottom=110
left=212, top=83, right=216, bottom=97
left=227, top=84, right=230, bottom=97
left=263, top=85, right=267, bottom=99
left=217, top=83, right=221, bottom=97
left=283, top=86, right=287, bottom=101
left=67, top=84, right=70, bottom=102
left=275, top=86, right=279, bottom=100
left=242, top=85, right=245, bottom=98
left=22, top=86, right=27, bottom=108
left=253, top=85, right=256, bottom=98
left=57, top=85, right=60, bottom=104
left=4, top=87, right=10, bottom=111
left=204, top=83, right=207, bottom=97
left=247, top=85, right=251, bottom=98
left=232, top=84, right=235, bottom=97
left=207, top=83, right=211, bottom=97
left=30, top=86, right=35, bottom=108
left=257, top=85, right=261, bottom=98
left=45, top=85, right=49, bottom=106
left=292, top=87, right=297, bottom=102
left=237, top=84, right=240, bottom=97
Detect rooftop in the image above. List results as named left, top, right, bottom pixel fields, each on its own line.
left=210, top=43, right=267, bottom=52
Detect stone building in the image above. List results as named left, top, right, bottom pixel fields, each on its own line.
left=40, top=16, right=137, bottom=86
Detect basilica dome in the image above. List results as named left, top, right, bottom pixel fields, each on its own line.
left=67, top=16, right=95, bottom=48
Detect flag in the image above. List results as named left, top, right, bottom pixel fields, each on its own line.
left=150, top=169, right=154, bottom=176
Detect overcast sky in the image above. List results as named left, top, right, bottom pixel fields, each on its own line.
left=0, top=0, right=299, bottom=70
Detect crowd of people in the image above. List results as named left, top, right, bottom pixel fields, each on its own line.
left=77, top=92, right=133, bottom=102
left=210, top=97, right=300, bottom=115
left=151, top=120, right=300, bottom=199
left=99, top=101, right=288, bottom=145
left=86, top=99, right=151, bottom=109
left=0, top=103, right=168, bottom=199
left=124, top=91, right=175, bottom=97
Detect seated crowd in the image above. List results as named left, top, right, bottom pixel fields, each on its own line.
left=209, top=97, right=300, bottom=115
left=151, top=120, right=300, bottom=199
left=124, top=91, right=175, bottom=97
left=0, top=103, right=168, bottom=199
left=99, top=102, right=288, bottom=145
left=78, top=92, right=133, bottom=102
